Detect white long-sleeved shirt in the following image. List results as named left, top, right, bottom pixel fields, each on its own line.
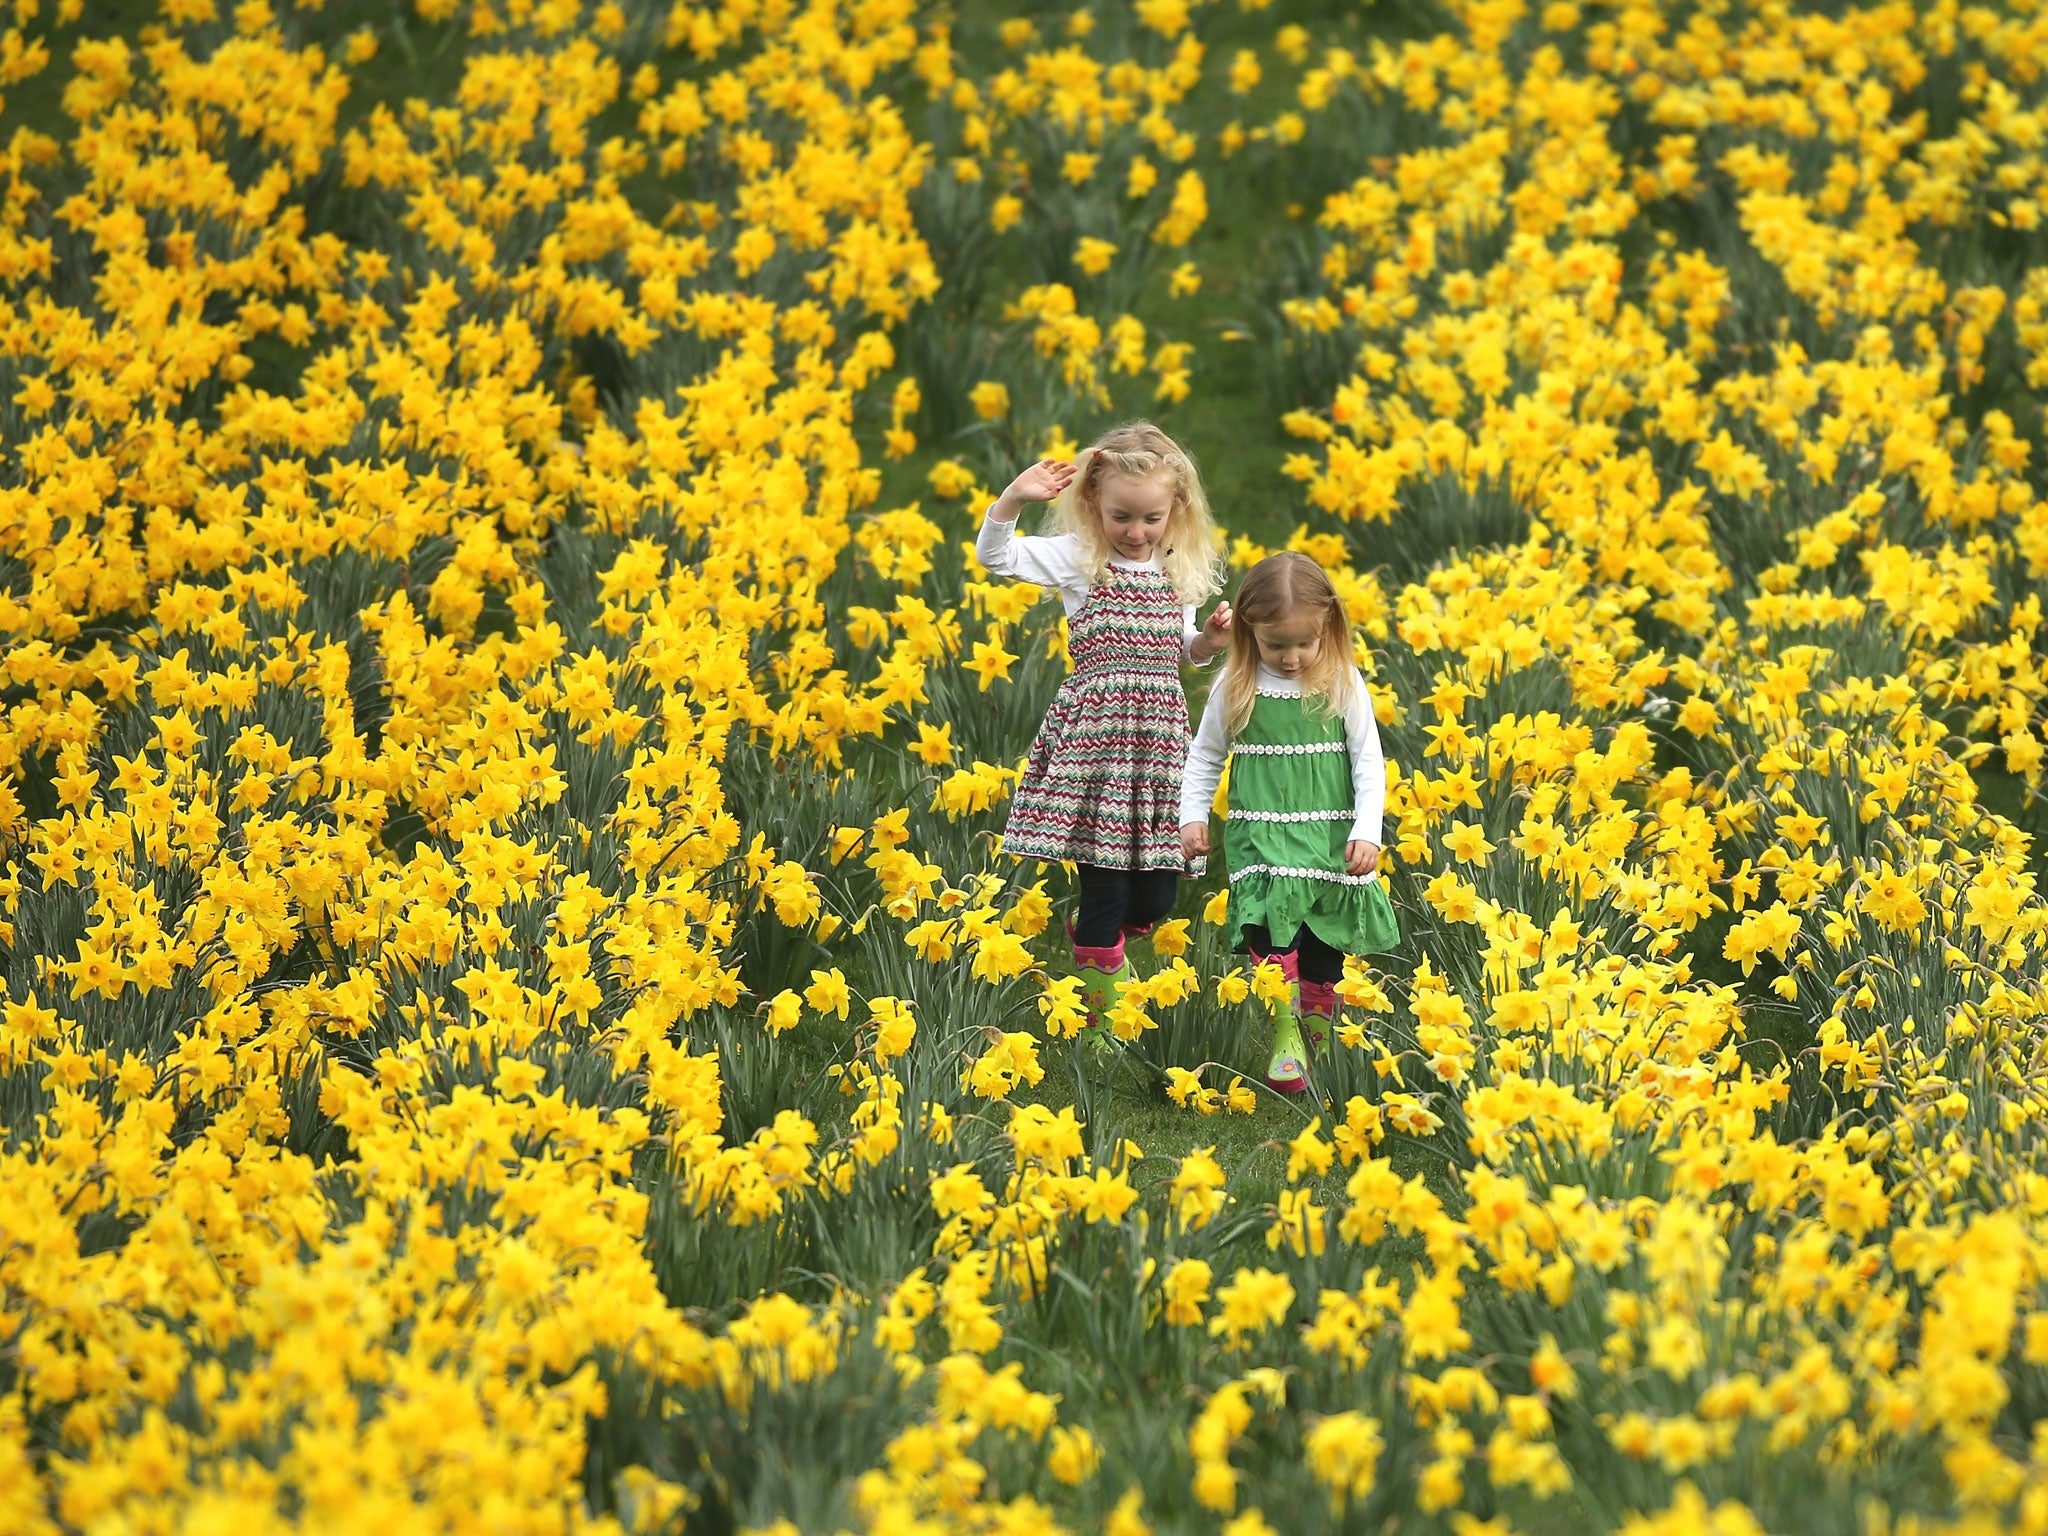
left=974, top=510, right=1209, bottom=665
left=1179, top=663, right=1386, bottom=846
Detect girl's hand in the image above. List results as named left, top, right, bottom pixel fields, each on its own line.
left=1180, top=822, right=1210, bottom=862
left=1189, top=602, right=1232, bottom=663
left=993, top=458, right=1075, bottom=520
left=1200, top=602, right=1233, bottom=647
left=1345, top=840, right=1380, bottom=876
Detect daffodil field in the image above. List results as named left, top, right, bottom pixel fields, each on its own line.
left=10, top=0, right=2048, bottom=1529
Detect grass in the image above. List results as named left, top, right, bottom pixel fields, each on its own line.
left=1015, top=1029, right=1447, bottom=1278
left=1974, top=764, right=2048, bottom=887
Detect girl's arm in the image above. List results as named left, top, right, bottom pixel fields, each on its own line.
left=1182, top=601, right=1233, bottom=667
left=1179, top=691, right=1230, bottom=833
left=976, top=460, right=1080, bottom=585
left=975, top=509, right=1082, bottom=586
left=1345, top=670, right=1386, bottom=846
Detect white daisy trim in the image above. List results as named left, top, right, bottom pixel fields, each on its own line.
left=1229, top=808, right=1353, bottom=823
left=1229, top=863, right=1380, bottom=886
left=1231, top=740, right=1347, bottom=756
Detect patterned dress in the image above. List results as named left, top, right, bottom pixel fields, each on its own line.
left=1223, top=691, right=1401, bottom=955
left=1002, top=564, right=1190, bottom=870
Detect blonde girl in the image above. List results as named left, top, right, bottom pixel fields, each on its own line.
left=977, top=421, right=1230, bottom=1026
left=1178, top=551, right=1400, bottom=1093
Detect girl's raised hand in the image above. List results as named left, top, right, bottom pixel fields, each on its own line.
left=1189, top=600, right=1232, bottom=663
left=995, top=458, right=1075, bottom=518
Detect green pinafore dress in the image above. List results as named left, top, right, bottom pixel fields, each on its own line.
left=1225, top=690, right=1401, bottom=956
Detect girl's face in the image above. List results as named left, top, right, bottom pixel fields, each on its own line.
left=1251, top=609, right=1324, bottom=678
left=1096, top=471, right=1174, bottom=562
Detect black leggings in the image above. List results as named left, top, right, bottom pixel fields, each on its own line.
left=1241, top=923, right=1346, bottom=985
left=1073, top=864, right=1179, bottom=948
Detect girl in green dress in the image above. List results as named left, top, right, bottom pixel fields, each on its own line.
left=1178, top=552, right=1401, bottom=1093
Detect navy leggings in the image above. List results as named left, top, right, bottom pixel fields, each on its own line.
left=1241, top=923, right=1345, bottom=985
left=1073, top=864, right=1179, bottom=948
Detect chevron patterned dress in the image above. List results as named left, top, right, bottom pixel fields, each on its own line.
left=1002, top=565, right=1189, bottom=870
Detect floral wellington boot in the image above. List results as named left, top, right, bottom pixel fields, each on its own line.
left=1299, top=980, right=1339, bottom=1056
left=1072, top=938, right=1131, bottom=1050
left=1266, top=1006, right=1310, bottom=1094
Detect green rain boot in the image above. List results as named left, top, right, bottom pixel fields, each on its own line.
left=1299, top=980, right=1340, bottom=1056
left=1072, top=938, right=1132, bottom=1053
left=1266, top=1007, right=1310, bottom=1095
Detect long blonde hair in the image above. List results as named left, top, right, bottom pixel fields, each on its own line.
left=1042, top=420, right=1224, bottom=604
left=1216, top=551, right=1359, bottom=739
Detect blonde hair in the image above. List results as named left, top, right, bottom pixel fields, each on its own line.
left=1216, top=551, right=1359, bottom=739
left=1042, top=420, right=1224, bottom=604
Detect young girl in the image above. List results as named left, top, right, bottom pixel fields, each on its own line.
left=977, top=421, right=1231, bottom=1026
left=1178, top=550, right=1400, bottom=1094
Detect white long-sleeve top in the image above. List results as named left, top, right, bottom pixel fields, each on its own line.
left=1179, top=663, right=1386, bottom=846
left=974, top=510, right=1209, bottom=665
